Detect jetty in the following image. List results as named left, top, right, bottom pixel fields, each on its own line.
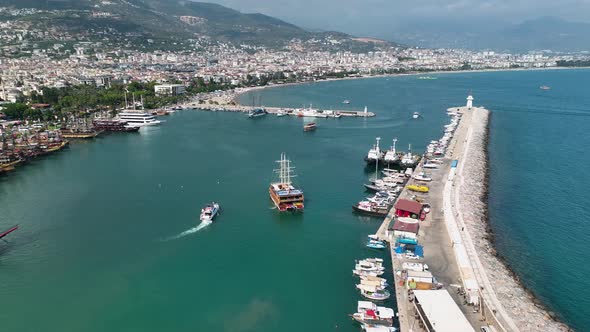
left=371, top=95, right=520, bottom=332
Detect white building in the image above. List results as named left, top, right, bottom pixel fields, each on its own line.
left=154, top=84, right=186, bottom=96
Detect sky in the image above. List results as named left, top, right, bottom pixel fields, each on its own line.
left=201, top=0, right=590, bottom=38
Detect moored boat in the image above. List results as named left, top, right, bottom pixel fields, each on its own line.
left=92, top=119, right=140, bottom=132
left=351, top=301, right=394, bottom=327
left=358, top=286, right=391, bottom=300
left=407, top=184, right=429, bottom=193
left=364, top=137, right=384, bottom=165
left=248, top=108, right=268, bottom=118
left=352, top=201, right=389, bottom=217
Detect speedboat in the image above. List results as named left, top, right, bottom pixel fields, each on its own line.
left=366, top=240, right=386, bottom=249
left=303, top=122, right=317, bottom=132
left=351, top=301, right=394, bottom=327
left=412, top=112, right=420, bottom=119
left=342, top=99, right=350, bottom=104
left=199, top=202, right=220, bottom=222
left=413, top=172, right=432, bottom=182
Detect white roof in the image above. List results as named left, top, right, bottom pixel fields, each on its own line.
left=376, top=306, right=395, bottom=319
left=357, top=301, right=375, bottom=310
left=413, top=290, right=476, bottom=332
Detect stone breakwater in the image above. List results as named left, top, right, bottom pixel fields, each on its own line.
left=460, top=109, right=569, bottom=332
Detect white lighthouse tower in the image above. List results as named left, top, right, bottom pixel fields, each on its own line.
left=466, top=94, right=474, bottom=110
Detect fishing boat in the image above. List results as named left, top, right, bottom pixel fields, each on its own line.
left=248, top=108, right=268, bottom=118
left=269, top=153, right=304, bottom=212
left=412, top=112, right=420, bottom=119
left=358, top=285, right=391, bottom=300
left=303, top=122, right=317, bottom=132
left=352, top=201, right=389, bottom=217
left=383, top=138, right=399, bottom=165
left=407, top=184, right=429, bottom=193
left=364, top=137, right=384, bottom=165
left=199, top=202, right=220, bottom=222
left=351, top=301, right=395, bottom=327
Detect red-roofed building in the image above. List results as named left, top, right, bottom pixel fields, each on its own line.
left=388, top=217, right=420, bottom=239
left=394, top=199, right=423, bottom=219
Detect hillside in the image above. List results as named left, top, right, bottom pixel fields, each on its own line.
left=0, top=0, right=381, bottom=49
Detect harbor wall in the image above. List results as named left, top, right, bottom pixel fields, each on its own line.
left=456, top=108, right=570, bottom=332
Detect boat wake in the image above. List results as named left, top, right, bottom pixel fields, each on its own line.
left=163, top=220, right=212, bottom=241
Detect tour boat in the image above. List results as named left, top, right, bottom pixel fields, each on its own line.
left=351, top=301, right=395, bottom=327
left=269, top=153, right=304, bottom=212
left=407, top=184, right=429, bottom=193
left=303, top=122, right=317, bottom=132
left=364, top=137, right=384, bottom=165
left=200, top=202, right=220, bottom=222
left=117, top=111, right=162, bottom=127
left=248, top=108, right=268, bottom=118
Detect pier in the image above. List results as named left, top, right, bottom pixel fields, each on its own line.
left=371, top=97, right=517, bottom=332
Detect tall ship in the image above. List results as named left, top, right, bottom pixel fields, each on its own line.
left=269, top=153, right=304, bottom=212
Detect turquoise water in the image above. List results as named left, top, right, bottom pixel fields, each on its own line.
left=1, top=69, right=588, bottom=331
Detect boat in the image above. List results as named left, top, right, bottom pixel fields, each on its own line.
left=303, top=122, right=317, bottom=132
left=248, top=108, right=268, bottom=118
left=366, top=240, right=386, bottom=249
left=352, top=201, right=389, bottom=217
left=540, top=85, right=551, bottom=90
left=413, top=172, right=432, bottom=182
left=358, top=285, right=391, bottom=300
left=353, top=269, right=384, bottom=277
left=117, top=111, right=162, bottom=127
left=362, top=325, right=398, bottom=332
left=92, top=119, right=140, bottom=132
left=351, top=301, right=395, bottom=327
left=60, top=129, right=101, bottom=139
left=407, top=184, right=429, bottom=193
left=276, top=110, right=287, bottom=117
left=400, top=144, right=419, bottom=168
left=200, top=202, right=220, bottom=222
left=269, top=153, right=304, bottom=212
left=342, top=99, right=350, bottom=104
left=383, top=138, right=399, bottom=165
left=423, top=162, right=439, bottom=169
left=364, top=137, right=384, bottom=165
left=412, top=112, right=420, bottom=119
left=417, top=76, right=437, bottom=80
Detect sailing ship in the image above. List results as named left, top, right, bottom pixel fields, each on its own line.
left=269, top=153, right=304, bottom=212
left=60, top=117, right=102, bottom=139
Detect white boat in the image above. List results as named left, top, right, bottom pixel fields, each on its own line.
left=400, top=144, right=418, bottom=167
left=423, top=163, right=439, bottom=169
left=359, top=286, right=391, bottom=300
left=276, top=110, right=287, bottom=117
left=353, top=269, right=385, bottom=277
left=342, top=99, right=350, bottom=104
left=199, top=202, right=220, bottom=222
left=355, top=263, right=385, bottom=272
left=117, top=110, right=162, bottom=127
left=412, top=112, right=420, bottom=119
left=383, top=138, right=398, bottom=164
left=351, top=301, right=394, bottom=327
left=413, top=172, right=432, bottom=182
left=364, top=137, right=384, bottom=165
left=362, top=325, right=398, bottom=332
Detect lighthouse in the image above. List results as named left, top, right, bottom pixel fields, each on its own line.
left=466, top=94, right=474, bottom=109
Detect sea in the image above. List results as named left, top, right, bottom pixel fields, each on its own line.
left=0, top=68, right=588, bottom=331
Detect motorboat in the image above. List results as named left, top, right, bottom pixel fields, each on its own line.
left=352, top=201, right=389, bottom=217
left=353, top=269, right=385, bottom=277
left=412, top=112, right=420, bottom=119
left=342, top=99, right=351, bottom=104
left=276, top=109, right=287, bottom=117
left=200, top=202, right=220, bottom=222
left=303, top=122, right=317, bottom=132
left=351, top=301, right=394, bottom=327
left=423, top=162, right=439, bottom=169
left=355, top=262, right=385, bottom=272
left=413, top=172, right=432, bottom=182
left=366, top=240, right=386, bottom=249
left=361, top=324, right=398, bottom=332
left=407, top=185, right=429, bottom=193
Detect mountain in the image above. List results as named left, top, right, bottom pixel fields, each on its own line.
left=0, top=0, right=386, bottom=49
left=391, top=16, right=590, bottom=52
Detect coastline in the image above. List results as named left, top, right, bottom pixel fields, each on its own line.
left=227, top=66, right=589, bottom=107
left=456, top=107, right=569, bottom=331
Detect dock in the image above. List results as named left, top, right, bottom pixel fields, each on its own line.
left=181, top=103, right=376, bottom=117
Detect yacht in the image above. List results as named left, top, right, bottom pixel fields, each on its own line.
left=248, top=108, right=268, bottom=118
left=117, top=110, right=161, bottom=127
left=276, top=109, right=287, bottom=117
left=200, top=202, right=220, bottom=222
